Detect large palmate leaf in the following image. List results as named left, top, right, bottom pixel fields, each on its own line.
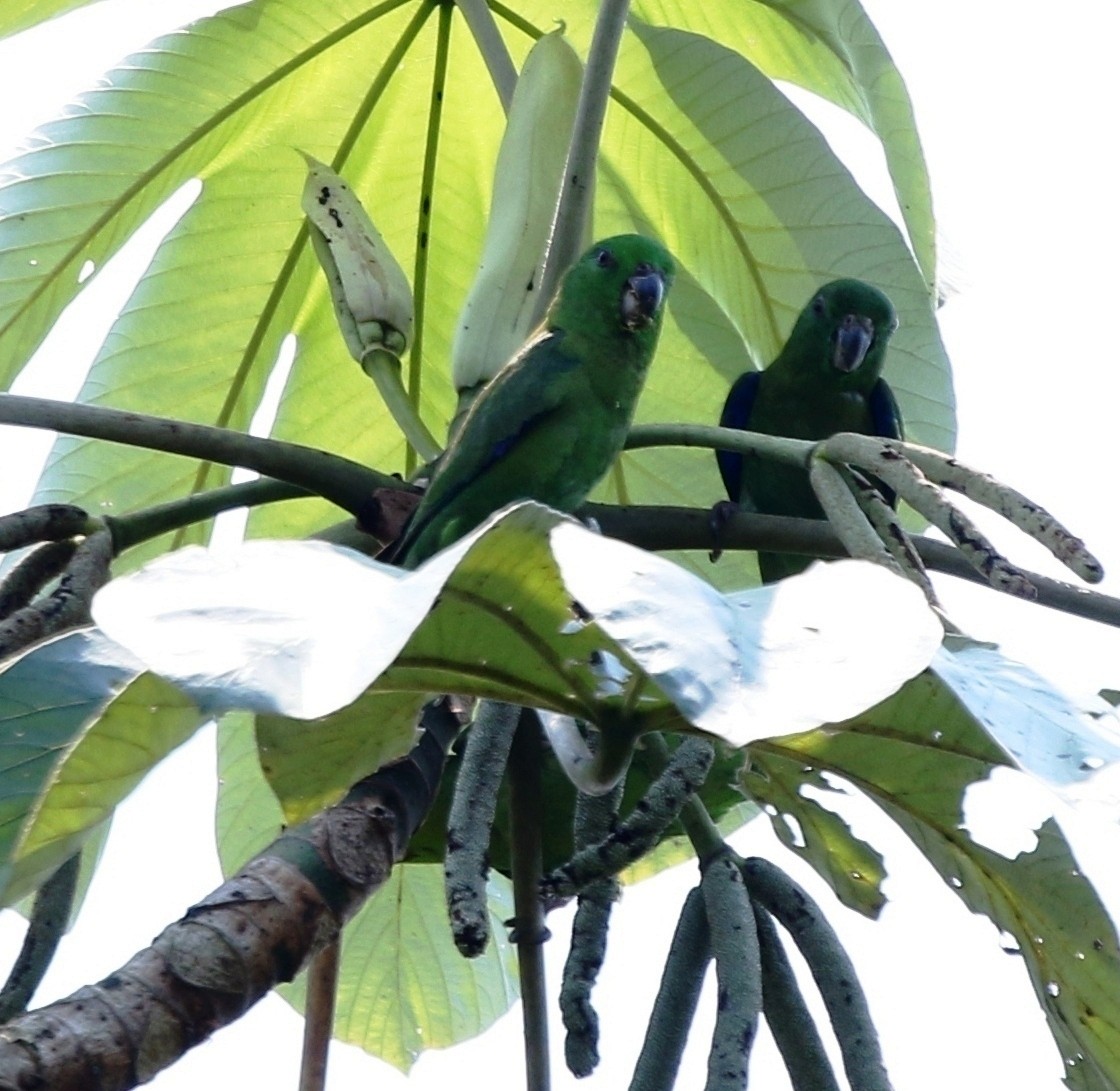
left=87, top=500, right=938, bottom=824
left=0, top=0, right=97, bottom=39
left=214, top=714, right=518, bottom=1071
left=0, top=0, right=953, bottom=581
left=92, top=501, right=941, bottom=750
left=169, top=503, right=937, bottom=1069
left=0, top=629, right=207, bottom=905
left=747, top=639, right=1120, bottom=1091
left=631, top=0, right=938, bottom=287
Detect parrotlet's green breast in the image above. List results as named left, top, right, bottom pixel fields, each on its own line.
left=717, top=278, right=903, bottom=582
left=396, top=234, right=675, bottom=568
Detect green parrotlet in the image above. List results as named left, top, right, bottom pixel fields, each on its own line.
left=716, top=278, right=903, bottom=582
left=394, top=234, right=675, bottom=568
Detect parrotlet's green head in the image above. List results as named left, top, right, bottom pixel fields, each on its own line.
left=782, top=278, right=898, bottom=382
left=549, top=234, right=675, bottom=347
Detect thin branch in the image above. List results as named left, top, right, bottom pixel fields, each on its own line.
left=535, top=0, right=630, bottom=311
left=298, top=941, right=340, bottom=1091
left=508, top=709, right=551, bottom=1091
left=0, top=394, right=389, bottom=516
left=0, top=855, right=80, bottom=1021
left=626, top=422, right=809, bottom=467
left=106, top=478, right=310, bottom=553
left=583, top=503, right=1120, bottom=628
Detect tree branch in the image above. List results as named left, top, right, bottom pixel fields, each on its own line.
left=0, top=394, right=389, bottom=518
left=585, top=504, right=1120, bottom=629
left=0, top=700, right=459, bottom=1091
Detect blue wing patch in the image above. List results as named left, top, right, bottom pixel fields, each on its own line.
left=716, top=370, right=761, bottom=502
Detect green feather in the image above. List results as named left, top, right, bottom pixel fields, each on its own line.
left=719, top=278, right=903, bottom=582
left=396, top=235, right=675, bottom=568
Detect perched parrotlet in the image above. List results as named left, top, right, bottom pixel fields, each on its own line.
left=393, top=234, right=675, bottom=568
left=716, top=278, right=903, bottom=582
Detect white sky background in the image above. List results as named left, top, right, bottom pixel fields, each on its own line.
left=2, top=2, right=1120, bottom=1089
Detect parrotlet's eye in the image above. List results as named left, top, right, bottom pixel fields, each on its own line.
left=811, top=294, right=826, bottom=316
left=595, top=248, right=616, bottom=269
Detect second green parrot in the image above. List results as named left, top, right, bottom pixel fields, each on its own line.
left=716, top=278, right=903, bottom=582
left=394, top=234, right=675, bottom=568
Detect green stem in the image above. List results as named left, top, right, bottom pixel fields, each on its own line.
left=407, top=1, right=453, bottom=477
left=625, top=421, right=810, bottom=467
left=361, top=349, right=442, bottom=463
left=508, top=709, right=551, bottom=1091
left=105, top=478, right=310, bottom=554
left=454, top=0, right=518, bottom=111
left=535, top=0, right=630, bottom=312
left=0, top=394, right=389, bottom=516
left=326, top=5, right=437, bottom=469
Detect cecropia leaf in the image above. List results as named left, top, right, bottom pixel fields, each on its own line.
left=92, top=502, right=942, bottom=744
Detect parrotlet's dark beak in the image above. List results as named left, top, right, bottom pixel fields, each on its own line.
left=832, top=315, right=874, bottom=373
left=621, top=264, right=666, bottom=330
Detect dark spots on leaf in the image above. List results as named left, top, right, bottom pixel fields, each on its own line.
left=317, top=186, right=331, bottom=206
left=420, top=230, right=429, bottom=249
left=570, top=599, right=591, bottom=622
left=422, top=195, right=430, bottom=215
left=329, top=208, right=343, bottom=229
left=526, top=276, right=534, bottom=291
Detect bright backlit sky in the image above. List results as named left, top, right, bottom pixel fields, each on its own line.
left=2, top=3, right=1120, bottom=1089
